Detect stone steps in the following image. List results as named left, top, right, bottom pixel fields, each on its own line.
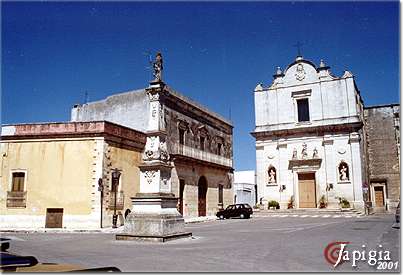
left=252, top=208, right=363, bottom=216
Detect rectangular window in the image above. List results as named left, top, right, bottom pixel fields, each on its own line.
left=218, top=184, right=223, bottom=204
left=11, top=172, right=25, bottom=191
left=297, top=98, right=310, bottom=122
left=179, top=129, right=185, bottom=145
left=200, top=136, right=205, bottom=151
left=217, top=143, right=222, bottom=155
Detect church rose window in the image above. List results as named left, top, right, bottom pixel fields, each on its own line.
left=297, top=98, right=310, bottom=122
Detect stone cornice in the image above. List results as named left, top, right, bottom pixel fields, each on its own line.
left=288, top=158, right=322, bottom=170
left=163, top=85, right=233, bottom=133
left=1, top=121, right=147, bottom=151
left=251, top=122, right=363, bottom=140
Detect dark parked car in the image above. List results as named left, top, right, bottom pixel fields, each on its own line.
left=395, top=202, right=400, bottom=223
left=216, top=204, right=253, bottom=219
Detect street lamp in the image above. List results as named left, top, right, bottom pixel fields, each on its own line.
left=111, top=168, right=121, bottom=229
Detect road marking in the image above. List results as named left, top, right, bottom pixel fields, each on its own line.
left=311, top=215, right=319, bottom=218
left=322, top=215, right=331, bottom=218
left=283, top=221, right=343, bottom=233
left=280, top=214, right=289, bottom=217
left=300, top=215, right=309, bottom=218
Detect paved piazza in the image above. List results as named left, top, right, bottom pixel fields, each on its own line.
left=3, top=214, right=400, bottom=272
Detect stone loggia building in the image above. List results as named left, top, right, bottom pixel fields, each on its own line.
left=364, top=104, right=400, bottom=212
left=252, top=56, right=366, bottom=210
left=71, top=82, right=234, bottom=218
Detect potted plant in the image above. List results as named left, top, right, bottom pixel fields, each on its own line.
left=319, top=195, right=327, bottom=208
left=338, top=197, right=350, bottom=208
left=287, top=196, right=294, bottom=209
left=268, top=200, right=280, bottom=210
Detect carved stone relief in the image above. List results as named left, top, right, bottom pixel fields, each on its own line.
left=144, top=170, right=156, bottom=184
left=295, top=63, right=306, bottom=81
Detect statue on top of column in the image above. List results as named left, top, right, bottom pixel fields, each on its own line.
left=152, top=52, right=163, bottom=82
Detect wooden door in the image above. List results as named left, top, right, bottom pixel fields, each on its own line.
left=298, top=173, right=316, bottom=208
left=374, top=186, right=384, bottom=207
left=179, top=180, right=185, bottom=215
left=198, top=177, right=207, bottom=216
left=45, top=208, right=63, bottom=228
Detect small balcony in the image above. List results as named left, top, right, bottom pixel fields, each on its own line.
left=7, top=191, right=27, bottom=208
left=171, top=143, right=233, bottom=168
left=108, top=191, right=124, bottom=210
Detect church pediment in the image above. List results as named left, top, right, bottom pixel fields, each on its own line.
left=282, top=58, right=319, bottom=85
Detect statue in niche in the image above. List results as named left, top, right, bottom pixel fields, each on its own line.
left=268, top=167, right=276, bottom=184
left=301, top=143, right=308, bottom=159
left=292, top=148, right=297, bottom=159
left=313, top=147, right=319, bottom=158
left=339, top=162, right=349, bottom=181
left=152, top=52, right=163, bottom=82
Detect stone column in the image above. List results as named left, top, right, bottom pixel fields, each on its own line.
left=349, top=132, right=364, bottom=210
left=117, top=81, right=191, bottom=242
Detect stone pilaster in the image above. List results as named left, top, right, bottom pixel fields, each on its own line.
left=322, top=136, right=338, bottom=208
left=277, top=140, right=288, bottom=209
left=349, top=132, right=364, bottom=210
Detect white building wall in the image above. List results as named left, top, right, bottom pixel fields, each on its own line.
left=253, top=57, right=365, bottom=210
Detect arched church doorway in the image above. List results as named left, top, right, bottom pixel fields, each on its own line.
left=198, top=176, right=208, bottom=216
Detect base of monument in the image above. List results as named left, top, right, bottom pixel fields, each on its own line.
left=116, top=232, right=192, bottom=242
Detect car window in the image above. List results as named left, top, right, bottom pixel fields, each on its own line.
left=244, top=204, right=251, bottom=209
left=236, top=205, right=242, bottom=209
left=226, top=205, right=234, bottom=210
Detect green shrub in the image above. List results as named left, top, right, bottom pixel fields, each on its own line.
left=268, top=200, right=280, bottom=209
left=338, top=197, right=350, bottom=208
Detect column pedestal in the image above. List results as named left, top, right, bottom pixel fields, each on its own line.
left=116, top=193, right=192, bottom=242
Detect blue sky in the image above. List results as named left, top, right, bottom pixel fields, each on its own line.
left=2, top=1, right=400, bottom=171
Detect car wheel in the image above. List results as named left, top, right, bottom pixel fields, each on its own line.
left=240, top=213, right=245, bottom=219
left=219, top=215, right=224, bottom=220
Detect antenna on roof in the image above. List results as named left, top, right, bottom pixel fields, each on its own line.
left=143, top=51, right=153, bottom=81
left=229, top=105, right=232, bottom=122
left=84, top=91, right=89, bottom=104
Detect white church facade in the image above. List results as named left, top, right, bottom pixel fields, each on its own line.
left=252, top=56, right=366, bottom=210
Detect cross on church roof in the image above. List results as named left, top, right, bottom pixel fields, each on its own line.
left=293, top=41, right=303, bottom=57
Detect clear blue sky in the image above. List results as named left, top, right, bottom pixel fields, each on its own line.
left=2, top=1, right=400, bottom=171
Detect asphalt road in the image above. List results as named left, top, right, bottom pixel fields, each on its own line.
left=3, top=214, right=400, bottom=272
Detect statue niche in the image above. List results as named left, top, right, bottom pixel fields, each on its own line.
left=268, top=166, right=277, bottom=184
left=338, top=161, right=349, bottom=182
